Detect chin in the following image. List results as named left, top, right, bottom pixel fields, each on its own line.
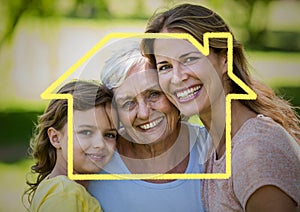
left=137, top=137, right=161, bottom=145
left=178, top=106, right=199, bottom=117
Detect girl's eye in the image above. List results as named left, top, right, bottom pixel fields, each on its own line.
left=157, top=64, right=172, bottom=72
left=104, top=132, right=117, bottom=139
left=79, top=130, right=92, bottom=136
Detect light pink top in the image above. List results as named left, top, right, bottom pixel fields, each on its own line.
left=201, top=115, right=300, bottom=211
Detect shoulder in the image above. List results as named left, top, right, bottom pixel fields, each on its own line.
left=35, top=176, right=88, bottom=198
left=232, top=115, right=300, bottom=166
left=233, top=115, right=299, bottom=154
left=31, top=176, right=101, bottom=211
left=232, top=115, right=300, bottom=208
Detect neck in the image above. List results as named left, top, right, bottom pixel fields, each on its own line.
left=200, top=100, right=257, bottom=159
left=76, top=180, right=89, bottom=189
left=49, top=153, right=68, bottom=178
left=231, top=101, right=257, bottom=135
left=49, top=152, right=89, bottom=189
left=200, top=97, right=226, bottom=158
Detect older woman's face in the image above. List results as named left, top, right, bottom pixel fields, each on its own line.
left=113, top=68, right=180, bottom=145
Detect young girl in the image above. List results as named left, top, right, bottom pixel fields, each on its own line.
left=142, top=3, right=300, bottom=211
left=23, top=80, right=117, bottom=212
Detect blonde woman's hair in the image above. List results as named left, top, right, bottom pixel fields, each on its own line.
left=141, top=3, right=300, bottom=144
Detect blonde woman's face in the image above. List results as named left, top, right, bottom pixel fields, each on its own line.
left=153, top=38, right=227, bottom=117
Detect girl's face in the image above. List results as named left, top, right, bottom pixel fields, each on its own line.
left=113, top=68, right=180, bottom=145
left=153, top=38, right=227, bottom=117
left=59, top=106, right=117, bottom=174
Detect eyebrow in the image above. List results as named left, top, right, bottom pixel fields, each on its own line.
left=156, top=60, right=168, bottom=65
left=115, top=84, right=161, bottom=102
left=76, top=124, right=96, bottom=129
left=114, top=95, right=132, bottom=105
left=76, top=125, right=117, bottom=132
left=179, top=51, right=201, bottom=59
left=156, top=51, right=202, bottom=65
left=108, top=128, right=117, bottom=132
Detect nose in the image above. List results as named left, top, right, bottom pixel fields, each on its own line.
left=92, top=135, right=106, bottom=149
left=137, top=99, right=150, bottom=119
left=171, top=62, right=188, bottom=84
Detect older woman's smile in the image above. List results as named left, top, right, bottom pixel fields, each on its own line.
left=138, top=117, right=164, bottom=130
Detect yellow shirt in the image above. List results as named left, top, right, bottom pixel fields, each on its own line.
left=30, top=175, right=102, bottom=212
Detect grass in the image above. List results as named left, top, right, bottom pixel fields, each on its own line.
left=0, top=159, right=33, bottom=211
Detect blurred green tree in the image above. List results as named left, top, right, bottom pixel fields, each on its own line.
left=234, top=0, right=273, bottom=46
left=69, top=0, right=110, bottom=18
left=209, top=0, right=273, bottom=46
left=0, top=0, right=111, bottom=47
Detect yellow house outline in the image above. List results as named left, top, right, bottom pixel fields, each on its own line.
left=40, top=32, right=257, bottom=180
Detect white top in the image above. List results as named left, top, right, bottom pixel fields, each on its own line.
left=88, top=122, right=210, bottom=212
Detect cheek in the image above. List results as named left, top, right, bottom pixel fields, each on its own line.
left=160, top=98, right=179, bottom=115
left=158, top=75, right=170, bottom=92
left=118, top=111, right=134, bottom=126
left=106, top=141, right=116, bottom=152
left=73, top=139, right=86, bottom=152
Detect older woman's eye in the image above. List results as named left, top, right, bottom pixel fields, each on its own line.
left=121, top=101, right=136, bottom=110
left=148, top=91, right=160, bottom=99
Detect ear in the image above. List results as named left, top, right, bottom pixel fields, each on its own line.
left=221, top=53, right=228, bottom=75
left=48, top=127, right=62, bottom=149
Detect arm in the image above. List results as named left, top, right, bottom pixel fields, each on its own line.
left=232, top=118, right=300, bottom=211
left=38, top=193, right=86, bottom=212
left=246, top=185, right=299, bottom=212
left=37, top=190, right=102, bottom=212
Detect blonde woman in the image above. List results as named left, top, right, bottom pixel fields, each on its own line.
left=142, top=3, right=300, bottom=211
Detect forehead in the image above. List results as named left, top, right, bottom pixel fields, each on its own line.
left=73, top=105, right=115, bottom=126
left=73, top=106, right=106, bottom=120
left=114, top=69, right=160, bottom=100
left=153, top=38, right=200, bottom=58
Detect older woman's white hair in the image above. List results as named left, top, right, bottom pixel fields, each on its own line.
left=100, top=41, right=149, bottom=89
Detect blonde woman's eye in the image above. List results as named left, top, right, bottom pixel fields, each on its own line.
left=158, top=64, right=172, bottom=72
left=184, top=57, right=199, bottom=64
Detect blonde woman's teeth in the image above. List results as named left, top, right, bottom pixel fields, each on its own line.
left=176, top=86, right=201, bottom=100
left=140, top=117, right=163, bottom=130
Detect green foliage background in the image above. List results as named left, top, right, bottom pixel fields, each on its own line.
left=0, top=0, right=299, bottom=211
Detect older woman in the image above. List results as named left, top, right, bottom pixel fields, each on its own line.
left=88, top=42, right=210, bottom=212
